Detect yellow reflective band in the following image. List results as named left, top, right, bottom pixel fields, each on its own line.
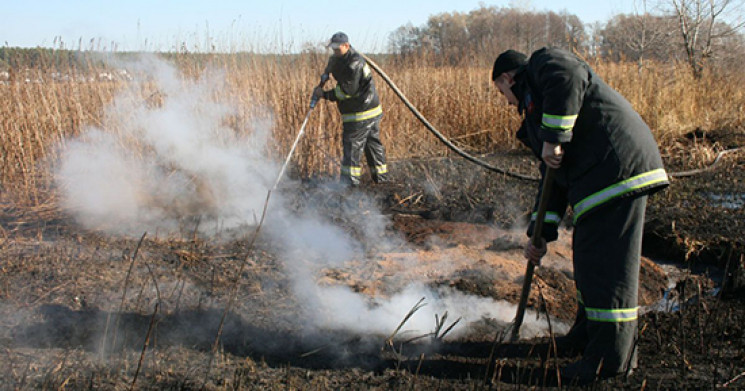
left=531, top=211, right=561, bottom=224
left=341, top=105, right=383, bottom=122
left=334, top=85, right=354, bottom=101
left=374, top=164, right=388, bottom=174
left=586, top=306, right=638, bottom=322
left=573, top=168, right=668, bottom=223
left=542, top=113, right=578, bottom=131
left=341, top=165, right=362, bottom=177
left=577, top=289, right=584, bottom=305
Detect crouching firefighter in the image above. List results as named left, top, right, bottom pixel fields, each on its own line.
left=491, top=48, right=669, bottom=384
left=312, top=31, right=389, bottom=187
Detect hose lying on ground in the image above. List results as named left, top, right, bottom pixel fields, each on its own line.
left=668, top=148, right=744, bottom=178
left=362, top=54, right=744, bottom=182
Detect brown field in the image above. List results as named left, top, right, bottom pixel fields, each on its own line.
left=1, top=50, right=744, bottom=390
left=2, top=52, right=744, bottom=205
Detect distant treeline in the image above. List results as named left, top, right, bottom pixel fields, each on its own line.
left=0, top=47, right=92, bottom=70
left=0, top=46, right=350, bottom=71
left=387, top=4, right=745, bottom=77
left=0, top=47, right=143, bottom=71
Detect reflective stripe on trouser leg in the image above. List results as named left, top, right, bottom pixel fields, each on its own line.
left=572, top=195, right=647, bottom=375
left=362, top=116, right=388, bottom=183
left=340, top=165, right=362, bottom=177
left=342, top=117, right=376, bottom=186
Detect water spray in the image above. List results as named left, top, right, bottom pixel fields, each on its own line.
left=272, top=73, right=329, bottom=190
left=202, top=77, right=328, bottom=387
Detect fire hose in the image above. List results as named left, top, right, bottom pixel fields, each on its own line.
left=361, top=54, right=743, bottom=181
left=360, top=54, right=538, bottom=182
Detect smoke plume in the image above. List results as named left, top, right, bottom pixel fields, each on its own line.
left=54, top=56, right=563, bottom=345
left=55, top=55, right=276, bottom=236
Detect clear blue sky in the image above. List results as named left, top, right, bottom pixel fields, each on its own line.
left=3, top=0, right=644, bottom=53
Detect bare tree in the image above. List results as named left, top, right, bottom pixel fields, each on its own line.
left=667, top=0, right=745, bottom=77
left=385, top=6, right=588, bottom=66
left=388, top=24, right=425, bottom=55
left=543, top=11, right=587, bottom=53
left=714, top=26, right=745, bottom=71
left=600, top=13, right=677, bottom=66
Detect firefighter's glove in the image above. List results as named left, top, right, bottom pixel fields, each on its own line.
left=312, top=86, right=325, bottom=100
left=524, top=238, right=547, bottom=266
left=320, top=73, right=330, bottom=85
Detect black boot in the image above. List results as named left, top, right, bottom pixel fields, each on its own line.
left=553, top=309, right=588, bottom=356
left=373, top=172, right=389, bottom=184
left=560, top=357, right=633, bottom=386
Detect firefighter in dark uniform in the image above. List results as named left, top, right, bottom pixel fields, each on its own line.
left=313, top=32, right=388, bottom=187
left=491, top=48, right=669, bottom=384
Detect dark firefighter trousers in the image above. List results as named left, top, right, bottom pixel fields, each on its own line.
left=568, top=194, right=647, bottom=375
left=341, top=115, right=388, bottom=186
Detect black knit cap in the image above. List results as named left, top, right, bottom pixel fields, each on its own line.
left=492, top=50, right=528, bottom=81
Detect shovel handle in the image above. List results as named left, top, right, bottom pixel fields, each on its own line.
left=511, top=167, right=555, bottom=342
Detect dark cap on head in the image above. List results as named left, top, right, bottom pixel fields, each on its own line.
left=327, top=32, right=349, bottom=48
left=492, top=50, right=528, bottom=81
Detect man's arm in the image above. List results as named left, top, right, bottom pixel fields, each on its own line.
left=530, top=52, right=588, bottom=145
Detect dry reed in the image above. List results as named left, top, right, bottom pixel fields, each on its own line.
left=1, top=51, right=743, bottom=207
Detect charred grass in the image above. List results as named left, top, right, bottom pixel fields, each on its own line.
left=1, top=230, right=743, bottom=390
left=2, top=160, right=745, bottom=389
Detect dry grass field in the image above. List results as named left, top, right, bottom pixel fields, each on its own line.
left=2, top=51, right=743, bottom=206
left=1, top=50, right=744, bottom=390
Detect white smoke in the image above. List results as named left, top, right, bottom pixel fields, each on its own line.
left=55, top=55, right=276, bottom=235
left=54, top=55, right=563, bottom=343
left=302, top=283, right=565, bottom=339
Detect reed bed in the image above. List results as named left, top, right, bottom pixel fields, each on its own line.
left=1, top=51, right=743, bottom=207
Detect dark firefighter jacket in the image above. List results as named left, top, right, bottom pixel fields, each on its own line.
left=513, top=47, right=669, bottom=242
left=322, top=48, right=382, bottom=123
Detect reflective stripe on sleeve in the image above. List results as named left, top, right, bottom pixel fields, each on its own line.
left=334, top=85, right=354, bottom=100
left=573, top=168, right=668, bottom=223
left=542, top=113, right=578, bottom=131
left=341, top=105, right=383, bottom=122
left=531, top=211, right=561, bottom=224
left=586, top=306, right=638, bottom=323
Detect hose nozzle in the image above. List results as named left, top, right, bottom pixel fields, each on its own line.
left=309, top=73, right=330, bottom=109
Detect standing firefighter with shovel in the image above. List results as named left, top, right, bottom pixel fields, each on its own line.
left=312, top=32, right=389, bottom=187
left=491, top=48, right=669, bottom=385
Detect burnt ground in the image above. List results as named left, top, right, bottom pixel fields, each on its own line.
left=0, top=129, right=744, bottom=390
